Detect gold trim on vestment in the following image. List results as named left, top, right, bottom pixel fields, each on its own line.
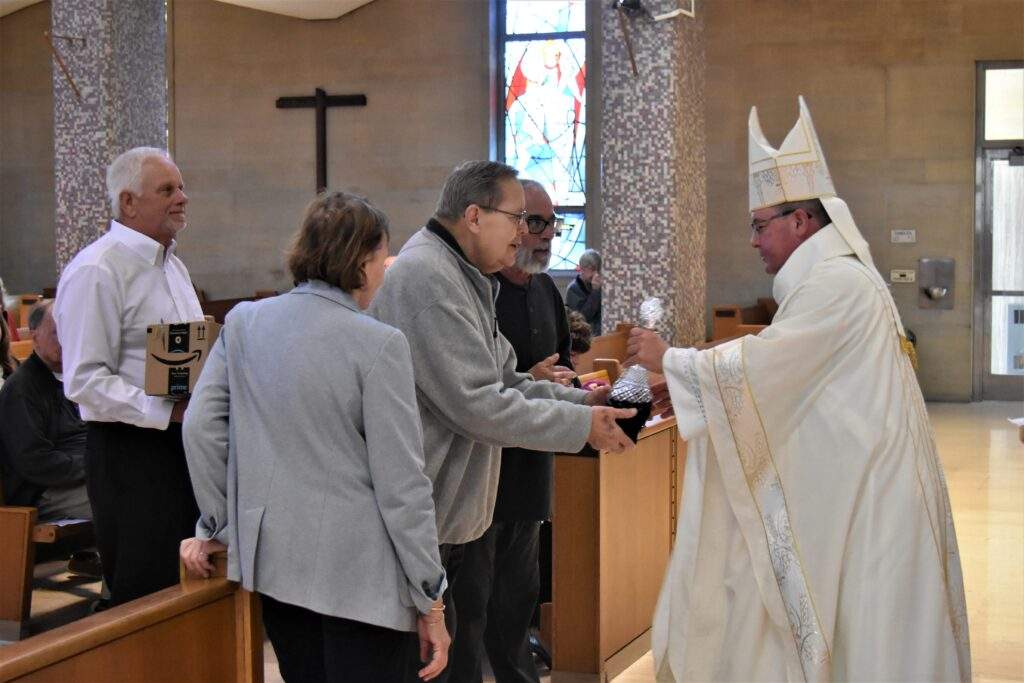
left=711, top=342, right=831, bottom=681
left=900, top=334, right=919, bottom=370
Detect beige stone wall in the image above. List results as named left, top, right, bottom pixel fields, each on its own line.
left=0, top=0, right=55, bottom=295
left=171, top=0, right=491, bottom=298
left=705, top=0, right=1024, bottom=400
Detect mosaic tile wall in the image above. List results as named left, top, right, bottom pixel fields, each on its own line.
left=52, top=0, right=167, bottom=272
left=600, top=0, right=706, bottom=345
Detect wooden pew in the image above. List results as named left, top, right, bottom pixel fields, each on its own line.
left=574, top=323, right=633, bottom=375
left=9, top=341, right=32, bottom=363
left=16, top=297, right=42, bottom=330
left=0, top=555, right=262, bottom=682
left=577, top=369, right=611, bottom=391
left=711, top=297, right=776, bottom=340
left=200, top=297, right=253, bottom=324
left=0, top=475, right=93, bottom=641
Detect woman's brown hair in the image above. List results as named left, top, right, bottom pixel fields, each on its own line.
left=286, top=191, right=390, bottom=292
left=567, top=309, right=592, bottom=355
left=0, top=313, right=15, bottom=379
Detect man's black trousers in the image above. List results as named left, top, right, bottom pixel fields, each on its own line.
left=85, top=421, right=199, bottom=605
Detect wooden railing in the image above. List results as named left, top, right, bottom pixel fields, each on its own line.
left=0, top=555, right=262, bottom=682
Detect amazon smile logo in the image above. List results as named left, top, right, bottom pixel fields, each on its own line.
left=150, top=350, right=203, bottom=366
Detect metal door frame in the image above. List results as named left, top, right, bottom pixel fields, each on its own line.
left=973, top=61, right=1024, bottom=400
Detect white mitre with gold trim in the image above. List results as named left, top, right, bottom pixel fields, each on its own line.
left=748, top=96, right=912, bottom=344
left=748, top=96, right=836, bottom=212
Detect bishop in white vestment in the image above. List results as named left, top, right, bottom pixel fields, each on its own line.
left=629, top=98, right=971, bottom=682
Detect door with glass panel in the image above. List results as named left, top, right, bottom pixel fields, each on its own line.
left=975, top=63, right=1024, bottom=400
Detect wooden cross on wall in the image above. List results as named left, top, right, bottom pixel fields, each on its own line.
left=276, top=88, right=367, bottom=192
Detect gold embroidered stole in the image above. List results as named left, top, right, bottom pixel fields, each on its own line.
left=707, top=341, right=831, bottom=681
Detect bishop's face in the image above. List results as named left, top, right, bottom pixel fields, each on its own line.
left=749, top=206, right=801, bottom=274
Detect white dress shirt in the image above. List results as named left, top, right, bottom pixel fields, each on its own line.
left=54, top=221, right=204, bottom=430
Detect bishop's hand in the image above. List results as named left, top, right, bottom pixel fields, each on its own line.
left=625, top=327, right=669, bottom=375
left=651, top=379, right=674, bottom=419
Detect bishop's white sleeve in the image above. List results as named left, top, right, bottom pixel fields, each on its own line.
left=56, top=264, right=174, bottom=430
left=661, top=346, right=708, bottom=440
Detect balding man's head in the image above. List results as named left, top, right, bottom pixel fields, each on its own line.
left=29, top=300, right=62, bottom=372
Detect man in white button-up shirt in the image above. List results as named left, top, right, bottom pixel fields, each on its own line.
left=54, top=147, right=204, bottom=606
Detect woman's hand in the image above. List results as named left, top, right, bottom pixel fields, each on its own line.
left=416, top=601, right=451, bottom=681
left=529, top=353, right=576, bottom=386
left=179, top=537, right=227, bottom=578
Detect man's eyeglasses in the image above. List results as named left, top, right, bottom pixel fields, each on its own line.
left=750, top=208, right=797, bottom=235
left=526, top=214, right=564, bottom=235
left=479, top=205, right=528, bottom=225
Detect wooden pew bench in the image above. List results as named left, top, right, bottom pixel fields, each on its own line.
left=8, top=341, right=32, bottom=363
left=0, top=554, right=262, bottom=682
left=0, top=476, right=93, bottom=641
left=711, top=297, right=777, bottom=340
left=15, top=297, right=42, bottom=331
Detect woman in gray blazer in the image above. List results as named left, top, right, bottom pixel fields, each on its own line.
left=180, top=192, right=450, bottom=682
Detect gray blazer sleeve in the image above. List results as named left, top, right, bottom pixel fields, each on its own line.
left=182, top=332, right=231, bottom=544
left=363, top=331, right=446, bottom=613
left=406, top=298, right=591, bottom=453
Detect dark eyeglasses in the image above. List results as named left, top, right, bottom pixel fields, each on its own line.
left=479, top=205, right=528, bottom=225
left=526, top=214, right=564, bottom=235
left=750, top=208, right=798, bottom=235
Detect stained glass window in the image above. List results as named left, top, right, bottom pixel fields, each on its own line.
left=500, top=0, right=587, bottom=270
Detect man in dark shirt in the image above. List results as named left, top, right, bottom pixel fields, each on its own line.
left=566, top=248, right=603, bottom=335
left=449, top=180, right=575, bottom=683
left=0, top=301, right=90, bottom=521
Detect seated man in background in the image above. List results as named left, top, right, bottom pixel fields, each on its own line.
left=0, top=301, right=90, bottom=522
left=565, top=249, right=602, bottom=335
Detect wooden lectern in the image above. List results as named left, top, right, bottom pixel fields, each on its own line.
left=551, top=418, right=684, bottom=681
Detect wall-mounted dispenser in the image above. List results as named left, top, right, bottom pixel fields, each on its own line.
left=918, top=258, right=955, bottom=310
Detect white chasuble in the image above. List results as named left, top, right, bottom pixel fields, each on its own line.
left=653, top=225, right=970, bottom=682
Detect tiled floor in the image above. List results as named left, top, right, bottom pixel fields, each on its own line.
left=18, top=402, right=1024, bottom=682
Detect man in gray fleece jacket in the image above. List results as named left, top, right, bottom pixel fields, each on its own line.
left=371, top=161, right=633, bottom=680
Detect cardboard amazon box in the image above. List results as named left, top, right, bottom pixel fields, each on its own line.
left=144, top=319, right=221, bottom=397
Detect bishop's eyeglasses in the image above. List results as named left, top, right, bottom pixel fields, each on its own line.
left=750, top=208, right=797, bottom=235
